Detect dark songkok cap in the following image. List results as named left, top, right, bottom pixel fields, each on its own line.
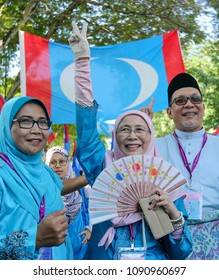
left=168, top=73, right=201, bottom=105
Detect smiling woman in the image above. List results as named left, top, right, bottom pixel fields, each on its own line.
left=11, top=101, right=51, bottom=155
left=0, top=96, right=88, bottom=260
left=69, top=21, right=193, bottom=260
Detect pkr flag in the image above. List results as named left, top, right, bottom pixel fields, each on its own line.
left=19, top=29, right=185, bottom=129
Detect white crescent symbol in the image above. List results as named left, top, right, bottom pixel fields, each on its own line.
left=60, top=58, right=158, bottom=111
left=117, top=58, right=158, bottom=110
left=60, top=63, right=75, bottom=103
left=60, top=58, right=97, bottom=104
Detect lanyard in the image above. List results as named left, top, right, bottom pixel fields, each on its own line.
left=173, top=131, right=207, bottom=182
left=129, top=224, right=135, bottom=249
left=0, top=153, right=16, bottom=172
left=39, top=196, right=45, bottom=221
left=129, top=217, right=147, bottom=249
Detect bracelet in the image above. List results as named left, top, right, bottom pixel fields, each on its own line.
left=170, top=212, right=185, bottom=231
left=172, top=218, right=185, bottom=230
left=170, top=211, right=183, bottom=223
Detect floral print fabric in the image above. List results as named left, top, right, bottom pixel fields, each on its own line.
left=186, top=210, right=219, bottom=260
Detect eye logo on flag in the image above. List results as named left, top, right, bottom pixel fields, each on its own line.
left=19, top=29, right=185, bottom=133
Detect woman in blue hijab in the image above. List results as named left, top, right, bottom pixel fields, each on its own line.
left=0, top=96, right=87, bottom=260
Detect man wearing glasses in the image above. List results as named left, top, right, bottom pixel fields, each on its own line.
left=155, top=73, right=219, bottom=260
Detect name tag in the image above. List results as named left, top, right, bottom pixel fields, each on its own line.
left=183, top=189, right=203, bottom=221
left=118, top=247, right=146, bottom=260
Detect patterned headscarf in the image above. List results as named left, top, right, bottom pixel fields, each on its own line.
left=45, top=146, right=82, bottom=224
left=45, top=146, right=75, bottom=179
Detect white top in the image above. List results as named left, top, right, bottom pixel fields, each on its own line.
left=156, top=128, right=219, bottom=212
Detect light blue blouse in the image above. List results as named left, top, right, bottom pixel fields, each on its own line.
left=0, top=96, right=73, bottom=260
left=76, top=102, right=193, bottom=260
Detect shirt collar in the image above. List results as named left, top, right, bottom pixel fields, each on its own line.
left=174, top=128, right=205, bottom=139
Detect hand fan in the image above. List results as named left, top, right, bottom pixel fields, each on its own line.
left=89, top=155, right=187, bottom=225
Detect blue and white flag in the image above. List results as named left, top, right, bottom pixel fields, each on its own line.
left=19, top=29, right=185, bottom=135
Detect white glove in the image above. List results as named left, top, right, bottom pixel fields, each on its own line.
left=69, top=21, right=90, bottom=61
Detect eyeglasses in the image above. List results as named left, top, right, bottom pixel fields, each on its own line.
left=169, top=95, right=203, bottom=106
left=116, top=126, right=151, bottom=136
left=12, top=117, right=52, bottom=130
left=49, top=159, right=68, bottom=167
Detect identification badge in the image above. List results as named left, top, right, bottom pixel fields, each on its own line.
left=188, top=200, right=202, bottom=220
left=183, top=187, right=203, bottom=220
left=118, top=247, right=146, bottom=260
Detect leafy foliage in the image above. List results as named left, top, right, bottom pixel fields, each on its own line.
left=0, top=0, right=218, bottom=144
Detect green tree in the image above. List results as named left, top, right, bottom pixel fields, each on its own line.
left=0, top=0, right=218, bottom=145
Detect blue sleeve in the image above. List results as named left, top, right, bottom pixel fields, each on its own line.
left=79, top=188, right=89, bottom=226
left=75, top=101, right=106, bottom=186
left=161, top=197, right=193, bottom=259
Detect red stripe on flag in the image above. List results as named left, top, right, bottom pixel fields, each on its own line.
left=214, top=127, right=219, bottom=136
left=0, top=95, right=5, bottom=112
left=64, top=124, right=70, bottom=152
left=64, top=124, right=69, bottom=142
left=72, top=139, right=77, bottom=158
left=47, top=131, right=56, bottom=144
left=162, top=29, right=185, bottom=84
left=24, top=32, right=52, bottom=116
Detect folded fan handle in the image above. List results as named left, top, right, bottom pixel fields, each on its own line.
left=139, top=195, right=174, bottom=239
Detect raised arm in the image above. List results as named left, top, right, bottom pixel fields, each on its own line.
left=69, top=21, right=93, bottom=107
left=69, top=21, right=105, bottom=186
left=61, top=175, right=89, bottom=195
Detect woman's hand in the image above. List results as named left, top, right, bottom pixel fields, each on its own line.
left=79, top=228, right=91, bottom=244
left=146, top=188, right=181, bottom=220
left=36, top=209, right=68, bottom=249
left=69, top=21, right=90, bottom=60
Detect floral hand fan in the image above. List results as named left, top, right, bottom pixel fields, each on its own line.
left=89, top=155, right=187, bottom=225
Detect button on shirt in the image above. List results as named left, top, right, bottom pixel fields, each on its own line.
left=156, top=129, right=219, bottom=212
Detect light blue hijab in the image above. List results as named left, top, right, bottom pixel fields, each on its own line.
left=0, top=96, right=64, bottom=221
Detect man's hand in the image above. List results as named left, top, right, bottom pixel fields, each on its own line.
left=69, top=21, right=90, bottom=60
left=139, top=97, right=154, bottom=119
